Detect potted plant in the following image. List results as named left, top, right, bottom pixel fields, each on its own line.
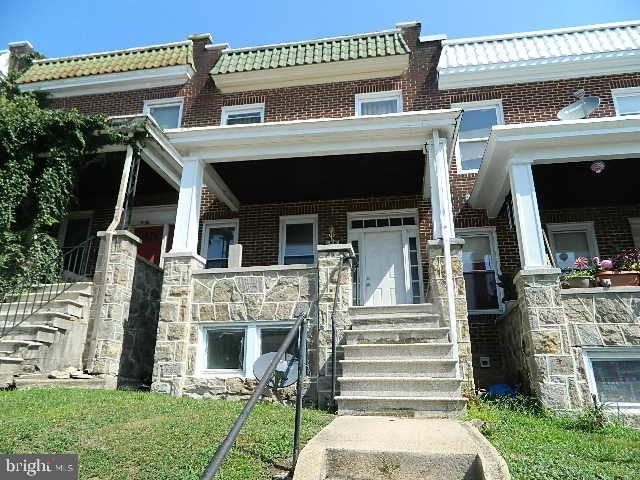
left=595, top=249, right=640, bottom=287
left=561, top=257, right=595, bottom=289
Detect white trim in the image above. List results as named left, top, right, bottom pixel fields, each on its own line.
left=438, top=50, right=640, bottom=90
left=582, top=347, right=640, bottom=410
left=612, top=87, right=640, bottom=116
left=19, top=65, right=194, bottom=98
left=143, top=97, right=184, bottom=129
left=57, top=210, right=94, bottom=246
left=457, top=226, right=504, bottom=314
left=546, top=222, right=599, bottom=268
left=199, top=218, right=239, bottom=265
left=355, top=90, right=403, bottom=116
left=629, top=218, right=640, bottom=249
left=347, top=210, right=422, bottom=306
left=168, top=109, right=461, bottom=164
left=211, top=55, right=409, bottom=93
left=129, top=205, right=177, bottom=227
left=221, top=103, right=265, bottom=125
left=451, top=99, right=504, bottom=174
left=197, top=321, right=295, bottom=378
left=278, top=215, right=318, bottom=266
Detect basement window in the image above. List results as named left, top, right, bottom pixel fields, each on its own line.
left=279, top=215, right=318, bottom=265
left=355, top=90, right=403, bottom=116
left=222, top=103, right=265, bottom=125
left=584, top=348, right=640, bottom=408
left=612, top=87, right=640, bottom=116
left=452, top=99, right=503, bottom=173
left=143, top=97, right=183, bottom=129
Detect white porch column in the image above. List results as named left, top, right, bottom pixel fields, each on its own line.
left=509, top=160, right=549, bottom=269
left=171, top=157, right=204, bottom=254
left=427, top=130, right=455, bottom=240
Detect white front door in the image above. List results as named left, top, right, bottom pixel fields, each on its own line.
left=363, top=231, right=406, bottom=306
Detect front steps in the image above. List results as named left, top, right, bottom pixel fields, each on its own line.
left=336, top=304, right=465, bottom=417
left=0, top=282, right=93, bottom=386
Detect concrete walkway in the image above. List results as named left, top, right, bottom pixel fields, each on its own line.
left=293, top=416, right=510, bottom=480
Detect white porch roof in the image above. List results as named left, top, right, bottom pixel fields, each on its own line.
left=470, top=115, right=640, bottom=218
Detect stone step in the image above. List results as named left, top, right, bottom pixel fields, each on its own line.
left=0, top=299, right=84, bottom=317
left=336, top=395, right=467, bottom=417
left=345, top=327, right=450, bottom=345
left=343, top=342, right=453, bottom=360
left=350, top=312, right=441, bottom=330
left=13, top=376, right=111, bottom=390
left=349, top=303, right=436, bottom=317
left=340, top=359, right=458, bottom=378
left=338, top=377, right=461, bottom=397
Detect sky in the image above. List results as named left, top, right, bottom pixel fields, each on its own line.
left=1, top=0, right=639, bottom=57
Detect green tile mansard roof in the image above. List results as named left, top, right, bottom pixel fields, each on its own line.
left=17, top=42, right=194, bottom=84
left=211, top=29, right=410, bottom=75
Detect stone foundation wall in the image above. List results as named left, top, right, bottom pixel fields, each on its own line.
left=118, top=256, right=163, bottom=387
left=501, top=269, right=640, bottom=409
left=427, top=239, right=474, bottom=393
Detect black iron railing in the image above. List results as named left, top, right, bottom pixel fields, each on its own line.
left=200, top=314, right=308, bottom=480
left=0, top=235, right=99, bottom=338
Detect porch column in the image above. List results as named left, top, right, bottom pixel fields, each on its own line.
left=509, top=160, right=549, bottom=269
left=427, top=131, right=455, bottom=240
left=171, top=158, right=204, bottom=255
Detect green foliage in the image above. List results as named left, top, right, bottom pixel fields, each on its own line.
left=0, top=57, right=126, bottom=291
left=467, top=395, right=640, bottom=479
left=0, top=388, right=334, bottom=480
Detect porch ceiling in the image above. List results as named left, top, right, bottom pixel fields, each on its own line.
left=215, top=151, right=424, bottom=203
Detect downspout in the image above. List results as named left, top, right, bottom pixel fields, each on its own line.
left=85, top=144, right=135, bottom=372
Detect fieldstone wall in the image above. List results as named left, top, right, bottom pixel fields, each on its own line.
left=427, top=239, right=475, bottom=393
left=88, top=230, right=140, bottom=377
left=500, top=269, right=640, bottom=410
left=118, top=256, right=163, bottom=388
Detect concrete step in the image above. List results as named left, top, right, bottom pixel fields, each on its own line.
left=340, top=359, right=458, bottom=378
left=4, top=329, right=57, bottom=344
left=336, top=395, right=467, bottom=417
left=349, top=303, right=436, bottom=317
left=350, top=312, right=441, bottom=330
left=0, top=299, right=84, bottom=317
left=0, top=356, right=24, bottom=376
left=4, top=289, right=92, bottom=304
left=0, top=312, right=78, bottom=334
left=338, top=377, right=461, bottom=397
left=13, top=376, right=111, bottom=390
left=0, top=339, right=34, bottom=352
left=345, top=327, right=450, bottom=345
left=343, top=342, right=453, bottom=360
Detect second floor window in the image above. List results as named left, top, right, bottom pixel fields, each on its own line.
left=222, top=103, right=265, bottom=125
left=143, top=98, right=183, bottom=129
left=355, top=90, right=403, bottom=116
left=453, top=100, right=503, bottom=172
left=612, top=88, right=640, bottom=116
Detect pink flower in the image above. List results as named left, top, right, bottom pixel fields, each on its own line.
left=600, top=259, right=613, bottom=270
left=574, top=257, right=589, bottom=269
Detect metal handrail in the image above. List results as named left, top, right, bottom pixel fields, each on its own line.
left=200, top=313, right=308, bottom=480
left=0, top=235, right=99, bottom=338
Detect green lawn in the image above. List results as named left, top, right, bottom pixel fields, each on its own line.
left=0, top=388, right=334, bottom=480
left=467, top=398, right=640, bottom=480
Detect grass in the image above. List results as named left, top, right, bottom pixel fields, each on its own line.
left=466, top=397, right=640, bottom=480
left=0, top=388, right=334, bottom=480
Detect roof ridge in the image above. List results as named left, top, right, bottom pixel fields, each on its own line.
left=443, top=19, right=640, bottom=46
left=33, top=40, right=192, bottom=65
left=221, top=28, right=403, bottom=53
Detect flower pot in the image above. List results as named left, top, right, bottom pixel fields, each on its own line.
left=565, top=277, right=591, bottom=288
left=596, top=271, right=640, bottom=287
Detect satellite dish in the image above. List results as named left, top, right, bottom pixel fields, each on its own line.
left=557, top=90, right=601, bottom=120
left=253, top=352, right=299, bottom=388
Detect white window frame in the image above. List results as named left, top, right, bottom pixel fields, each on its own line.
left=200, top=219, right=239, bottom=268
left=612, top=87, right=640, bottom=116
left=143, top=97, right=184, bottom=129
left=583, top=347, right=640, bottom=411
left=354, top=90, right=403, bottom=116
left=278, top=214, right=318, bottom=265
left=452, top=99, right=504, bottom=174
left=221, top=103, right=265, bottom=125
left=457, top=226, right=504, bottom=314
left=198, top=321, right=295, bottom=377
left=347, top=209, right=423, bottom=306
left=629, top=218, right=640, bottom=249
left=546, top=222, right=599, bottom=268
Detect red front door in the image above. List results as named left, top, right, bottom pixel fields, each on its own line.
left=135, top=226, right=163, bottom=265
